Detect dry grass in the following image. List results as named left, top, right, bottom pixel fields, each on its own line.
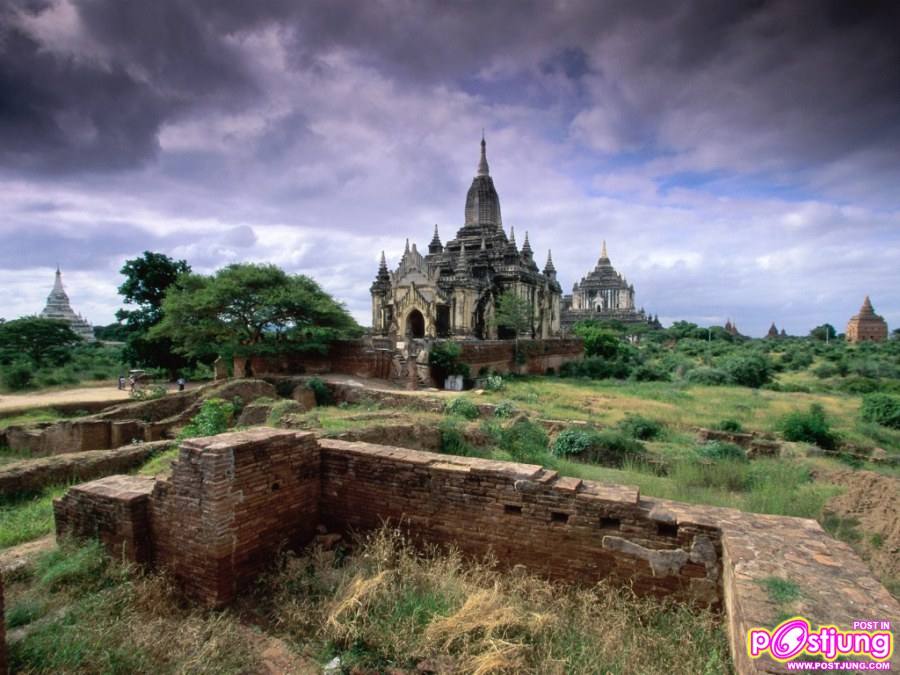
left=257, top=526, right=731, bottom=674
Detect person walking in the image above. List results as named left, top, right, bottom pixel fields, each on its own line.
left=118, top=375, right=125, bottom=390
left=177, top=376, right=185, bottom=392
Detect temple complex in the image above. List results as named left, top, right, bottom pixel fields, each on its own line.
left=371, top=137, right=561, bottom=340
left=846, top=296, right=888, bottom=343
left=561, top=241, right=658, bottom=329
left=40, top=267, right=95, bottom=342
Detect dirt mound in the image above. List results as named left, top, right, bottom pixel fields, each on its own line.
left=823, top=468, right=900, bottom=580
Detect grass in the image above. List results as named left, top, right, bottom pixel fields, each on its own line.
left=255, top=526, right=731, bottom=674
left=0, top=445, right=37, bottom=467
left=0, top=409, right=66, bottom=430
left=759, top=577, right=802, bottom=605
left=0, top=485, right=68, bottom=549
left=135, top=447, right=179, bottom=477
left=6, top=539, right=260, bottom=674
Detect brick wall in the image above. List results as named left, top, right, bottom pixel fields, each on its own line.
left=248, top=340, right=393, bottom=380
left=148, top=429, right=320, bottom=606
left=318, top=439, right=721, bottom=606
left=458, top=338, right=584, bottom=376
left=54, top=475, right=155, bottom=564
left=0, top=571, right=5, bottom=675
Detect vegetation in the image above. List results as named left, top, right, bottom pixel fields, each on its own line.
left=153, top=263, right=360, bottom=363
left=428, top=341, right=470, bottom=381
left=307, top=377, right=333, bottom=406
left=860, top=393, right=900, bottom=429
left=778, top=403, right=839, bottom=449
left=445, top=397, right=480, bottom=420
left=0, top=317, right=82, bottom=369
left=257, top=526, right=730, bottom=674
left=178, top=397, right=237, bottom=440
left=0, top=486, right=67, bottom=548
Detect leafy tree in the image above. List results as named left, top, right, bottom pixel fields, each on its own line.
left=809, top=324, right=837, bottom=342
left=0, top=317, right=82, bottom=367
left=92, top=323, right=131, bottom=342
left=573, top=322, right=624, bottom=359
left=718, top=353, right=772, bottom=388
left=152, top=263, right=361, bottom=364
left=116, top=251, right=193, bottom=377
left=493, top=291, right=534, bottom=338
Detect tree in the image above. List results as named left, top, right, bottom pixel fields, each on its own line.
left=152, top=263, right=361, bottom=363
left=809, top=324, right=837, bottom=342
left=0, top=317, right=82, bottom=367
left=493, top=291, right=533, bottom=338
left=573, top=321, right=624, bottom=359
left=116, top=251, right=193, bottom=376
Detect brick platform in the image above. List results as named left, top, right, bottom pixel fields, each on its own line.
left=53, top=429, right=900, bottom=673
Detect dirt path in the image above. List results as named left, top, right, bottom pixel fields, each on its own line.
left=819, top=468, right=900, bottom=582
left=0, top=534, right=55, bottom=575
left=0, top=382, right=206, bottom=415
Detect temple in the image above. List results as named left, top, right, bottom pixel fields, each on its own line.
left=40, top=267, right=95, bottom=342
left=846, top=296, right=888, bottom=343
left=561, top=241, right=658, bottom=329
left=371, top=137, right=561, bottom=340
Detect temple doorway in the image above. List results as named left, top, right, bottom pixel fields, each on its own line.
left=406, top=309, right=425, bottom=338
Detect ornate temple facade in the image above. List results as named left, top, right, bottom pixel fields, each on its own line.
left=561, top=241, right=658, bottom=329
left=40, top=268, right=95, bottom=342
left=371, top=138, right=561, bottom=340
left=846, top=296, right=888, bottom=343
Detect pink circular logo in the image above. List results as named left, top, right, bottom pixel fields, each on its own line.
left=771, top=619, right=809, bottom=660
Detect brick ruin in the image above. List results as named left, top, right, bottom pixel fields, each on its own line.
left=53, top=429, right=900, bottom=674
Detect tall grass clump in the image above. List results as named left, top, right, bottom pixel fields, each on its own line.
left=445, top=397, right=480, bottom=420
left=552, top=428, right=645, bottom=468
left=493, top=418, right=550, bottom=465
left=178, top=397, right=235, bottom=440
left=258, top=526, right=730, bottom=674
left=0, top=485, right=67, bottom=547
left=617, top=414, right=665, bottom=440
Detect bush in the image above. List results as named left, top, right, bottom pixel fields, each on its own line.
left=493, top=400, right=517, bottom=418
left=560, top=356, right=633, bottom=380
left=713, top=418, right=743, bottom=433
left=697, top=441, right=747, bottom=462
left=438, top=418, right=475, bottom=456
left=494, top=418, right=549, bottom=464
left=445, top=397, right=480, bottom=420
left=178, top=397, right=235, bottom=439
left=130, top=384, right=167, bottom=401
left=429, top=341, right=470, bottom=381
left=779, top=403, right=838, bottom=449
left=685, top=367, right=730, bottom=386
left=837, top=376, right=881, bottom=394
left=860, top=394, right=900, bottom=429
left=813, top=362, right=840, bottom=379
left=629, top=363, right=670, bottom=382
left=2, top=362, right=33, bottom=391
left=719, top=354, right=772, bottom=388
left=306, top=377, right=333, bottom=405
left=551, top=428, right=599, bottom=457
left=616, top=414, right=664, bottom=440
left=484, top=374, right=504, bottom=391
left=551, top=428, right=645, bottom=467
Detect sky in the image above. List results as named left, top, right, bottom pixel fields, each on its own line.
left=1, top=0, right=899, bottom=337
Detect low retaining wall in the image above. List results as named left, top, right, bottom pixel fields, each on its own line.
left=53, top=429, right=900, bottom=673
left=695, top=428, right=782, bottom=458
left=2, top=380, right=274, bottom=457
left=0, top=440, right=172, bottom=496
left=458, top=338, right=584, bottom=376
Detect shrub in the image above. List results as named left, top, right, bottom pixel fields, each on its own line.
left=494, top=418, right=549, bottom=464
left=445, top=397, right=480, bottom=420
left=552, top=428, right=645, bottom=467
left=629, top=363, right=670, bottom=382
left=838, top=376, right=881, bottom=394
left=560, top=356, right=633, bottom=380
left=551, top=428, right=598, bottom=457
left=670, top=459, right=751, bottom=492
left=429, top=341, right=470, bottom=380
left=860, top=394, right=900, bottom=429
left=306, top=377, right=333, bottom=405
left=484, top=374, right=504, bottom=391
left=685, top=367, right=730, bottom=386
left=130, top=384, right=167, bottom=401
left=713, top=418, right=743, bottom=433
left=697, top=441, right=747, bottom=462
left=2, top=362, right=33, bottom=391
left=778, top=403, right=838, bottom=449
left=493, top=400, right=517, bottom=418
left=616, top=414, right=664, bottom=440
left=438, top=419, right=475, bottom=456
left=719, top=354, right=772, bottom=388
left=813, top=362, right=840, bottom=379
left=178, top=397, right=235, bottom=439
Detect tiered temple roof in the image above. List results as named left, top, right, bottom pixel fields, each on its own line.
left=846, top=296, right=888, bottom=343
left=40, top=268, right=95, bottom=342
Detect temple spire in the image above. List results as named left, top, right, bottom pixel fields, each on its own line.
left=601, top=240, right=608, bottom=259
left=522, top=231, right=533, bottom=257
left=544, top=250, right=556, bottom=276
left=477, top=135, right=490, bottom=176
left=428, top=224, right=443, bottom=254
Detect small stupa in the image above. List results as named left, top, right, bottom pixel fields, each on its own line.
left=39, top=267, right=95, bottom=342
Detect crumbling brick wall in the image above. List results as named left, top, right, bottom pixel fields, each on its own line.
left=318, top=439, right=721, bottom=606
left=148, top=429, right=320, bottom=605
left=458, top=338, right=584, bottom=375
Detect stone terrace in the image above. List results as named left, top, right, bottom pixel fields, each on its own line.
left=53, top=429, right=900, bottom=674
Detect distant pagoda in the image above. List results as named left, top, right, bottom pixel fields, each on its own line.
left=561, top=240, right=659, bottom=329
left=846, top=296, right=888, bottom=343
left=40, top=267, right=95, bottom=342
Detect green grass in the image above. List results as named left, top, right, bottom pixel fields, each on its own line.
left=135, top=447, right=179, bottom=477
left=759, top=577, right=802, bottom=605
left=0, top=485, right=68, bottom=549
left=0, top=445, right=37, bottom=466
left=0, top=409, right=66, bottom=430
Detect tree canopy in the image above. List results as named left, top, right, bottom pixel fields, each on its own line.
left=152, top=263, right=361, bottom=360
left=116, top=251, right=193, bottom=375
left=493, top=291, right=533, bottom=339
left=0, top=317, right=82, bottom=367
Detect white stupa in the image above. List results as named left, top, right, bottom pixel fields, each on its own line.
left=39, top=267, right=95, bottom=342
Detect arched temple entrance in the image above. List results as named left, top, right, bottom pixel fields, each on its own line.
left=406, top=309, right=426, bottom=338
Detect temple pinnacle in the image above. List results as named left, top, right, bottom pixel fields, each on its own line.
left=477, top=135, right=490, bottom=176
left=601, top=240, right=608, bottom=259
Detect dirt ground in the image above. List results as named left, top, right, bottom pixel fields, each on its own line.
left=822, top=468, right=900, bottom=580
left=0, top=381, right=204, bottom=414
